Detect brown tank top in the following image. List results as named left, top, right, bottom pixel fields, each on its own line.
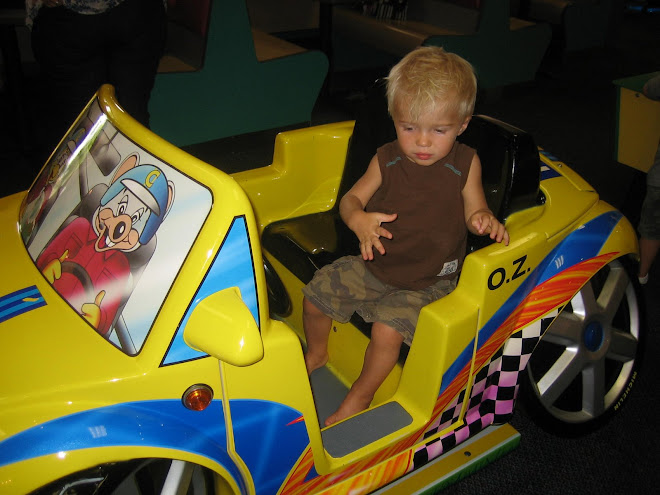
left=365, top=140, right=474, bottom=290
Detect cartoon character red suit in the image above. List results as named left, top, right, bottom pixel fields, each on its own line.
left=37, top=216, right=131, bottom=334
left=36, top=154, right=174, bottom=335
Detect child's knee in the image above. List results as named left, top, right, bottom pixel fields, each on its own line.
left=371, top=322, right=404, bottom=346
left=303, top=296, right=325, bottom=319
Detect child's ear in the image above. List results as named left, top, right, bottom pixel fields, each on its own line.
left=458, top=116, right=471, bottom=135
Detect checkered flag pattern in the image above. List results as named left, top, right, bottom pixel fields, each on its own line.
left=413, top=313, right=554, bottom=468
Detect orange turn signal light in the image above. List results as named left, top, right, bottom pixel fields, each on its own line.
left=182, top=384, right=213, bottom=411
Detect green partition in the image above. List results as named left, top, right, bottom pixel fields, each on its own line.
left=331, top=0, right=551, bottom=90
left=149, top=0, right=328, bottom=147
left=422, top=0, right=551, bottom=89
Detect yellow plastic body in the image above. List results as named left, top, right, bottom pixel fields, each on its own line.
left=229, top=121, right=639, bottom=491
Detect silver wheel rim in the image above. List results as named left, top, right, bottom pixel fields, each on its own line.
left=113, top=460, right=212, bottom=494
left=527, top=259, right=641, bottom=423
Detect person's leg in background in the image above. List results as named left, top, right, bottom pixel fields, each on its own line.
left=31, top=6, right=106, bottom=163
left=638, top=146, right=660, bottom=285
left=106, top=0, right=167, bottom=128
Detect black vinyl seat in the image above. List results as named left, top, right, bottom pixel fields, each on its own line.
left=263, top=80, right=542, bottom=317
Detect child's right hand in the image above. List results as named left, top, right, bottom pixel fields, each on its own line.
left=351, top=211, right=398, bottom=260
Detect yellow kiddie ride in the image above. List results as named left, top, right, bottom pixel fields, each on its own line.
left=0, top=84, right=642, bottom=494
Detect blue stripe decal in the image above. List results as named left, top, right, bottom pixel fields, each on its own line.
left=0, top=286, right=46, bottom=324
left=540, top=164, right=561, bottom=181
left=0, top=399, right=244, bottom=491
left=441, top=338, right=476, bottom=394
left=164, top=216, right=259, bottom=365
left=439, top=211, right=622, bottom=394
left=231, top=400, right=309, bottom=494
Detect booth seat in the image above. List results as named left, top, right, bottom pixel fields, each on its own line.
left=149, top=0, right=328, bottom=147
left=330, top=0, right=551, bottom=89
left=524, top=0, right=616, bottom=52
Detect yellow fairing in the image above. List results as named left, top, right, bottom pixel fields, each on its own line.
left=0, top=85, right=271, bottom=492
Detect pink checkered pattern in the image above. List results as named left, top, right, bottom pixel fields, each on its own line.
left=413, top=313, right=554, bottom=468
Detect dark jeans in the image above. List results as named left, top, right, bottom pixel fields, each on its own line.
left=31, top=0, right=167, bottom=159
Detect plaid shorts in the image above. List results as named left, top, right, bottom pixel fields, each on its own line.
left=302, top=255, right=457, bottom=345
left=639, top=185, right=660, bottom=240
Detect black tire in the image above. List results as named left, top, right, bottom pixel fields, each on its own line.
left=521, top=257, right=644, bottom=436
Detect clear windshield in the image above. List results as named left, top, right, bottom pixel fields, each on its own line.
left=19, top=97, right=212, bottom=355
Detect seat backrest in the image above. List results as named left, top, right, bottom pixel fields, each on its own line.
left=338, top=79, right=540, bottom=222
left=337, top=80, right=396, bottom=200
left=459, top=114, right=541, bottom=221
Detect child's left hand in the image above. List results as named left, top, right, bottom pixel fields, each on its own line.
left=469, top=210, right=510, bottom=245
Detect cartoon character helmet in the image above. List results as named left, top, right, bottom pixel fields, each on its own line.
left=101, top=164, right=170, bottom=244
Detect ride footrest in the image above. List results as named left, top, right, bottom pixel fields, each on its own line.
left=322, top=401, right=412, bottom=458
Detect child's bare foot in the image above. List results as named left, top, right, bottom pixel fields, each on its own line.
left=304, top=351, right=328, bottom=375
left=324, top=392, right=372, bottom=426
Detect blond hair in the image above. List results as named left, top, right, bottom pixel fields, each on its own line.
left=386, top=46, right=477, bottom=122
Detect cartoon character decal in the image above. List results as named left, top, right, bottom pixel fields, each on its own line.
left=36, top=155, right=174, bottom=335
left=20, top=97, right=212, bottom=354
